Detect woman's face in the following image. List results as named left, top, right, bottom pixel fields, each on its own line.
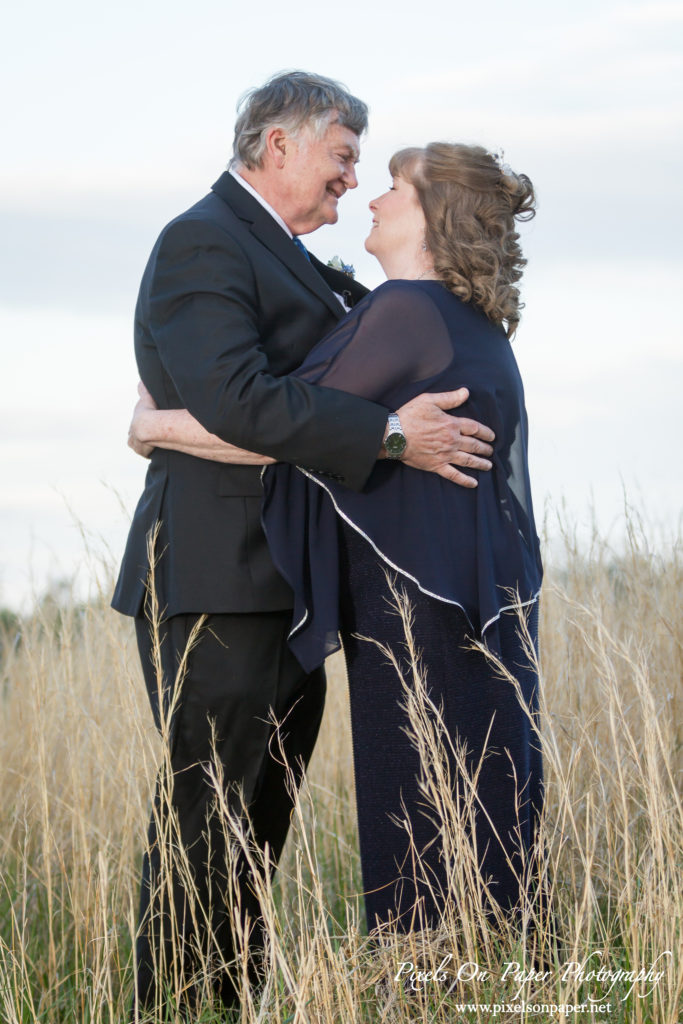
left=365, top=175, right=427, bottom=263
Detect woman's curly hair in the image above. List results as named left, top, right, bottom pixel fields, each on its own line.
left=390, top=143, right=536, bottom=338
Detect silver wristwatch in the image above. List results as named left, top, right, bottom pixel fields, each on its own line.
left=383, top=412, right=407, bottom=459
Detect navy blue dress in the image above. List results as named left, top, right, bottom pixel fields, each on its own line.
left=262, top=280, right=544, bottom=928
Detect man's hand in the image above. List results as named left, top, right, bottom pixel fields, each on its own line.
left=393, top=388, right=495, bottom=488
left=127, top=381, right=157, bottom=458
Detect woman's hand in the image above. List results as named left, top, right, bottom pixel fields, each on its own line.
left=128, top=382, right=157, bottom=458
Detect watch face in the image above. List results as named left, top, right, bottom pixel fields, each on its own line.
left=385, top=431, right=407, bottom=457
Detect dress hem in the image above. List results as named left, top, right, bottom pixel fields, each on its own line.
left=287, top=466, right=542, bottom=644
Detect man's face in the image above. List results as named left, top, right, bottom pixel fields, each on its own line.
left=279, top=118, right=360, bottom=235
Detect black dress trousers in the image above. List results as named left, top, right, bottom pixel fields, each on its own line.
left=132, top=609, right=326, bottom=1013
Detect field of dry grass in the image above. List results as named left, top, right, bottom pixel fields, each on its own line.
left=0, top=509, right=680, bottom=1022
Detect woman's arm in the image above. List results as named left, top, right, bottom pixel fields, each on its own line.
left=128, top=383, right=275, bottom=464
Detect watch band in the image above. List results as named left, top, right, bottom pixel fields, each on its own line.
left=383, top=412, right=407, bottom=459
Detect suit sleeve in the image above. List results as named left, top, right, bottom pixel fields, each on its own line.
left=146, top=217, right=388, bottom=491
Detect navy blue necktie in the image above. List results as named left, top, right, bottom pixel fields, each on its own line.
left=292, top=236, right=310, bottom=261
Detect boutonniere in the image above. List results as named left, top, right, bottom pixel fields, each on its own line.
left=327, top=255, right=355, bottom=279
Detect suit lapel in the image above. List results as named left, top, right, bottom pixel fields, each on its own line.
left=211, top=172, right=346, bottom=321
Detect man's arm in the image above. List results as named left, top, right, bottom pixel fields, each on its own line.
left=144, top=217, right=386, bottom=490
left=144, top=217, right=494, bottom=489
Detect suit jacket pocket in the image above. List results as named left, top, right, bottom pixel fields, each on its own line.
left=216, top=463, right=264, bottom=497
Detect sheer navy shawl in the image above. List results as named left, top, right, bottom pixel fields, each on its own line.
left=261, top=280, right=543, bottom=672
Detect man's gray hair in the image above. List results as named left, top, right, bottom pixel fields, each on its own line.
left=232, top=70, right=369, bottom=170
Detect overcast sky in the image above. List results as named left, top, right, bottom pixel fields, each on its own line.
left=1, top=0, right=681, bottom=608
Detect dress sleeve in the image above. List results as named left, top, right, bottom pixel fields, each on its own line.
left=262, top=281, right=455, bottom=673
left=293, top=281, right=454, bottom=402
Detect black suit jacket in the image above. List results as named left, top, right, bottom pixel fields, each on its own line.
left=112, top=172, right=387, bottom=617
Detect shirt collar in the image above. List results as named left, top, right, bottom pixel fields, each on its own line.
left=229, top=166, right=293, bottom=239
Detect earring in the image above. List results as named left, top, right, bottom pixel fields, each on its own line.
left=421, top=240, right=427, bottom=251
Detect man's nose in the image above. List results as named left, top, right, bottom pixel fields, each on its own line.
left=343, top=164, right=358, bottom=189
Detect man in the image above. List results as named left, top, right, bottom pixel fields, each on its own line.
left=113, top=71, right=494, bottom=1014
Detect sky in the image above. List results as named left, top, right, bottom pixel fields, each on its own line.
left=1, top=0, right=682, bottom=609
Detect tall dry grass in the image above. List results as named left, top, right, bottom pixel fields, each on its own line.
left=0, top=507, right=680, bottom=1022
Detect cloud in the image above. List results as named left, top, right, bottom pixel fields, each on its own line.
left=381, top=1, right=682, bottom=134
left=618, top=2, right=683, bottom=24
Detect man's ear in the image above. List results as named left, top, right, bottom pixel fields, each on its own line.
left=264, top=127, right=288, bottom=169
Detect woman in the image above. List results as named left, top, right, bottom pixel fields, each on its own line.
left=130, top=143, right=543, bottom=931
